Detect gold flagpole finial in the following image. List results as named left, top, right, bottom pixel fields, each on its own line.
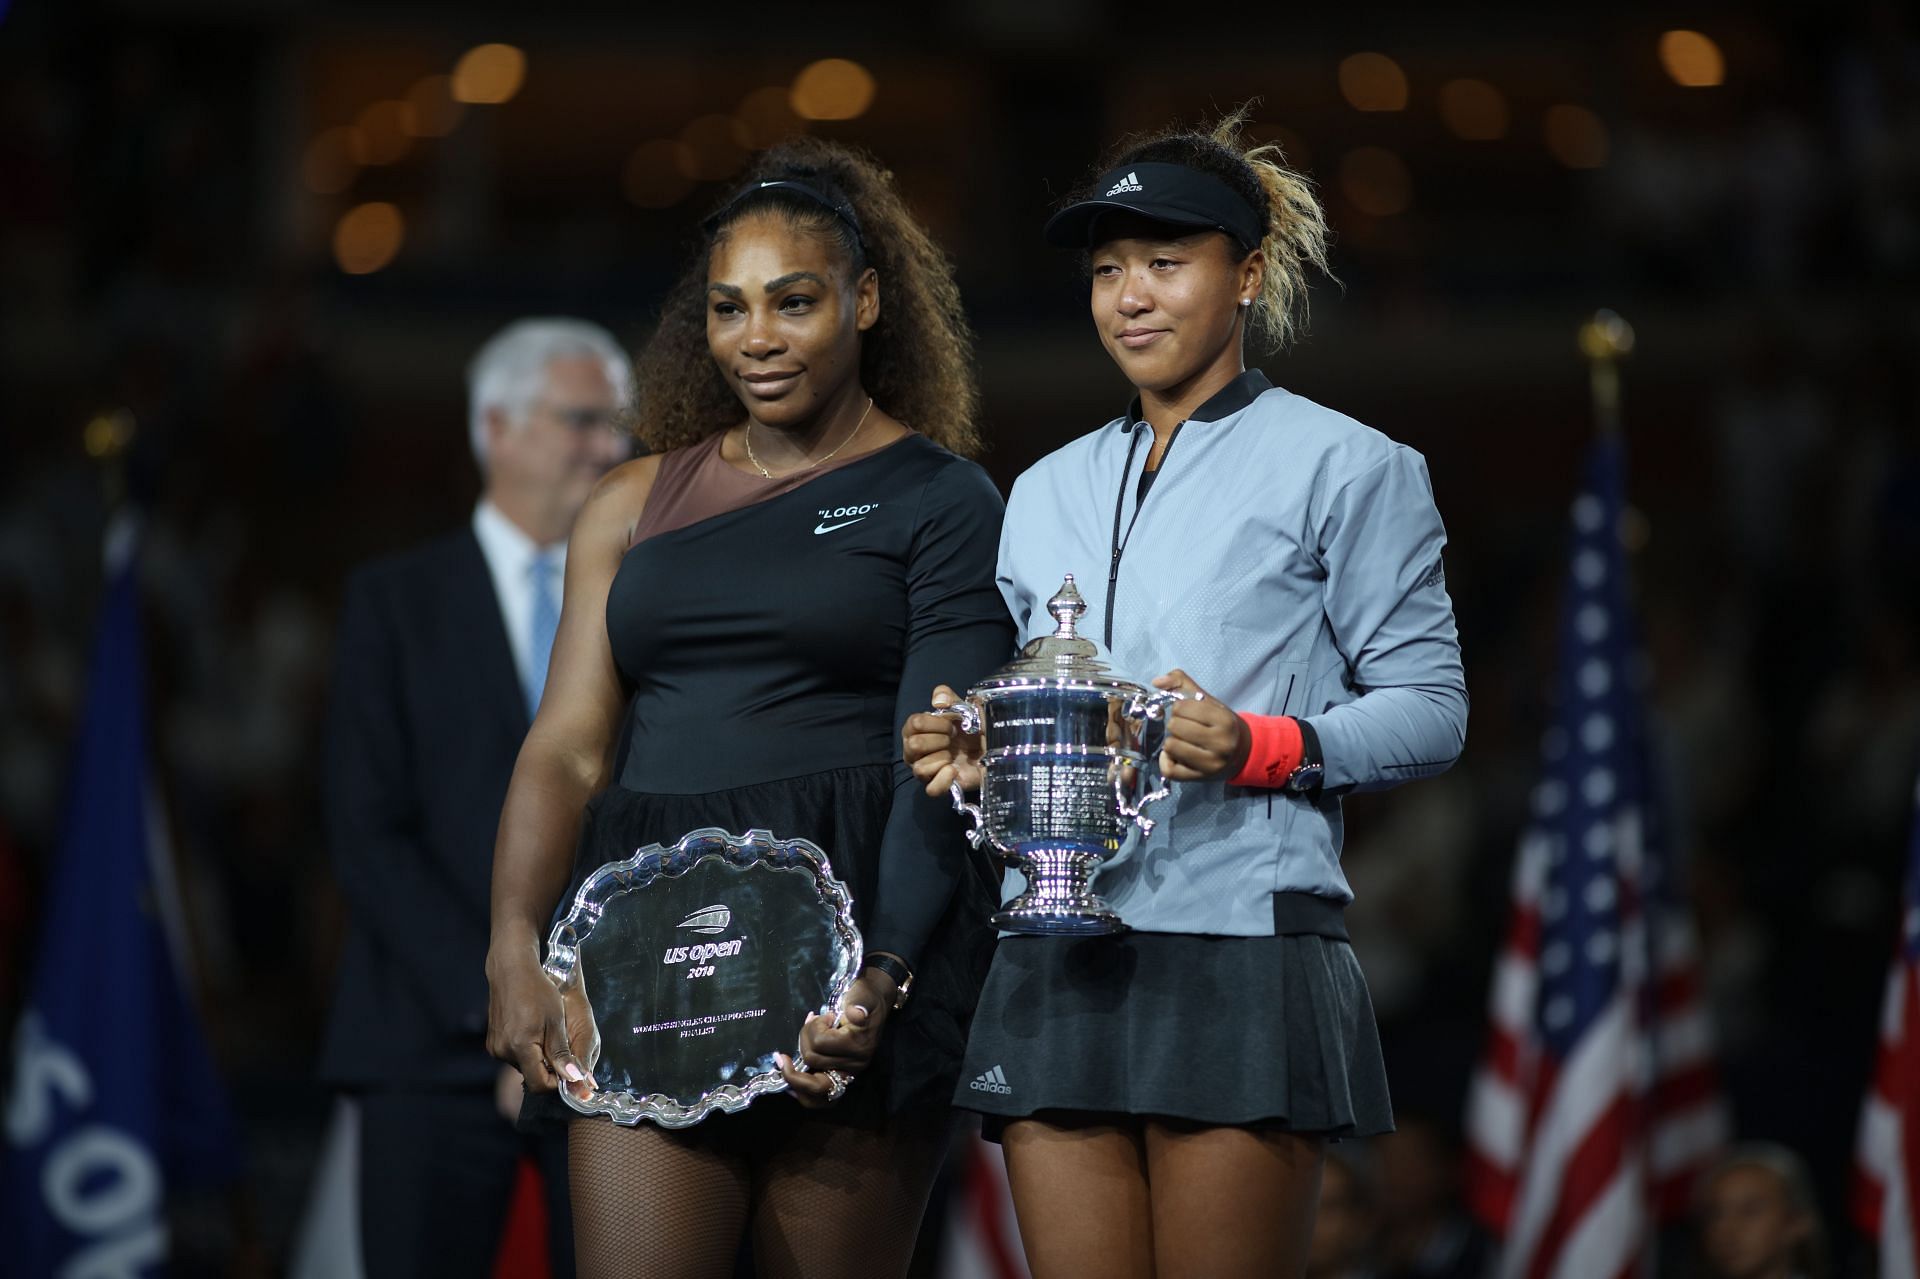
left=83, top=408, right=138, bottom=511
left=1578, top=309, right=1635, bottom=362
left=1578, top=310, right=1633, bottom=436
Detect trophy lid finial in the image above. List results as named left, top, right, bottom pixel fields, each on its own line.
left=1047, top=575, right=1087, bottom=638
left=979, top=570, right=1124, bottom=681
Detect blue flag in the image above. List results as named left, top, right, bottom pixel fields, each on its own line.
left=2, top=535, right=239, bottom=1276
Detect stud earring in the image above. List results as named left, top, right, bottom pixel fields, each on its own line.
left=1239, top=298, right=1252, bottom=307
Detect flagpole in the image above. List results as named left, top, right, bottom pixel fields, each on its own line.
left=83, top=406, right=136, bottom=503
left=1578, top=307, right=1673, bottom=1273
left=1578, top=310, right=1634, bottom=439
left=84, top=407, right=140, bottom=570
left=1589, top=305, right=1657, bottom=1277
left=82, top=406, right=214, bottom=1026
left=3, top=404, right=242, bottom=1273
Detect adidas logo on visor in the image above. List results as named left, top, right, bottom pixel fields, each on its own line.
left=968, top=1064, right=1012, bottom=1095
left=1104, top=171, right=1143, bottom=196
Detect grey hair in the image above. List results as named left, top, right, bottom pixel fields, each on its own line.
left=466, top=318, right=634, bottom=471
left=1699, top=1143, right=1828, bottom=1279
left=1703, top=1142, right=1818, bottom=1211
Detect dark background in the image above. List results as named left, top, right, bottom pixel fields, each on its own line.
left=2, top=0, right=1916, bottom=1270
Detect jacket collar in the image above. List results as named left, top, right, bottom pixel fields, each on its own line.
left=1123, top=368, right=1272, bottom=431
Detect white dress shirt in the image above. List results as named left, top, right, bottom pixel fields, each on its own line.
left=472, top=500, right=568, bottom=712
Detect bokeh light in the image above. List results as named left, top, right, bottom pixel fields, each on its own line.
left=404, top=75, right=466, bottom=137
left=83, top=408, right=137, bottom=460
left=1338, top=52, right=1409, bottom=112
left=301, top=127, right=360, bottom=195
left=1659, top=30, right=1725, bottom=87
left=1339, top=147, right=1412, bottom=216
left=1439, top=78, right=1510, bottom=140
left=332, top=202, right=405, bottom=274
left=1249, top=121, right=1311, bottom=174
left=452, top=43, right=526, bottom=105
left=734, top=85, right=804, bottom=150
left=1544, top=104, right=1609, bottom=169
left=678, top=114, right=748, bottom=182
left=352, top=101, right=415, bottom=166
left=624, top=140, right=697, bottom=209
left=790, top=58, right=875, bottom=121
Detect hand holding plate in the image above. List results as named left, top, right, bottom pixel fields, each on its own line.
left=777, top=973, right=889, bottom=1107
left=485, top=942, right=590, bottom=1097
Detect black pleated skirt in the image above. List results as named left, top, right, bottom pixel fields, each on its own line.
left=957, top=907, right=1394, bottom=1140
left=519, top=766, right=996, bottom=1134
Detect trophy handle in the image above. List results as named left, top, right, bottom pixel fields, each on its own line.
left=929, top=701, right=1007, bottom=854
left=1117, top=689, right=1186, bottom=835
left=929, top=700, right=983, bottom=735
left=947, top=778, right=1000, bottom=852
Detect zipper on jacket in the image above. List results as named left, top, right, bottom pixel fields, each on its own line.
left=1106, top=421, right=1183, bottom=647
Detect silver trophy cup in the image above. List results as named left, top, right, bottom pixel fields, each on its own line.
left=935, top=576, right=1179, bottom=935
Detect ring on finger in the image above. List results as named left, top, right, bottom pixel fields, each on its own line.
left=824, top=1070, right=853, bottom=1102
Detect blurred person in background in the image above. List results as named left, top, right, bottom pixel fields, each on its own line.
left=906, top=108, right=1466, bottom=1277
left=318, top=317, right=633, bottom=1278
left=486, top=140, right=1010, bottom=1279
left=1309, top=1146, right=1381, bottom=1279
left=1691, top=1144, right=1828, bottom=1279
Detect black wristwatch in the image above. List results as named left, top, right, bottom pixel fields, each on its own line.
left=862, top=953, right=914, bottom=1009
left=1285, top=719, right=1325, bottom=795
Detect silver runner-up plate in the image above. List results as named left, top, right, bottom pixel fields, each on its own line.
left=541, top=827, right=861, bottom=1128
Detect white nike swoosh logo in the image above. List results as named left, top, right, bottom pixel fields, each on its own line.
left=813, top=517, right=869, bottom=534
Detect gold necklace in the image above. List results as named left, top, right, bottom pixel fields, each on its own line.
left=745, top=396, right=875, bottom=479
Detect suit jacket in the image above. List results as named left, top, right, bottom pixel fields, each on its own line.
left=318, top=528, right=531, bottom=1089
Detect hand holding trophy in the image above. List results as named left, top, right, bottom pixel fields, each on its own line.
left=911, top=576, right=1184, bottom=935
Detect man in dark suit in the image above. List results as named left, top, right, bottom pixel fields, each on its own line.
left=319, top=319, right=632, bottom=1278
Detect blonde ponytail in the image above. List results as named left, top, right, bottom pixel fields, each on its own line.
left=1213, top=110, right=1333, bottom=351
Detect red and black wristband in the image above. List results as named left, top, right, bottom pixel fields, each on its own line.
left=1229, top=714, right=1324, bottom=792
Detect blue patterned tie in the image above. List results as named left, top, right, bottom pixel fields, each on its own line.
left=526, top=551, right=560, bottom=717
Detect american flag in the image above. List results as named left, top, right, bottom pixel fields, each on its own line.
left=1852, top=781, right=1920, bottom=1279
left=1464, top=435, right=1727, bottom=1276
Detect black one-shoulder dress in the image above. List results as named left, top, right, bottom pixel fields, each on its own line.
left=521, top=431, right=1013, bottom=1133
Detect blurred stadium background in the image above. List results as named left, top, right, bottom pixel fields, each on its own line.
left=2, top=1, right=1916, bottom=1272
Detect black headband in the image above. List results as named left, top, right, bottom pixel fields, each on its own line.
left=1043, top=161, right=1266, bottom=251
left=703, top=178, right=865, bottom=249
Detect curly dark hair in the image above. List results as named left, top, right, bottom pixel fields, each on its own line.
left=630, top=138, right=982, bottom=457
left=1063, top=106, right=1334, bottom=352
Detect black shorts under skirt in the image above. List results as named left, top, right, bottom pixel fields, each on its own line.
left=956, top=901, right=1394, bottom=1142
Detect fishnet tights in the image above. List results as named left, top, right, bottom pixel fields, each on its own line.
left=567, top=1108, right=951, bottom=1279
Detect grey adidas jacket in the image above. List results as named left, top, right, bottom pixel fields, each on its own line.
left=996, top=370, right=1467, bottom=935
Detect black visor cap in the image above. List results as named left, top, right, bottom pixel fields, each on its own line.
left=1044, top=161, right=1266, bottom=251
